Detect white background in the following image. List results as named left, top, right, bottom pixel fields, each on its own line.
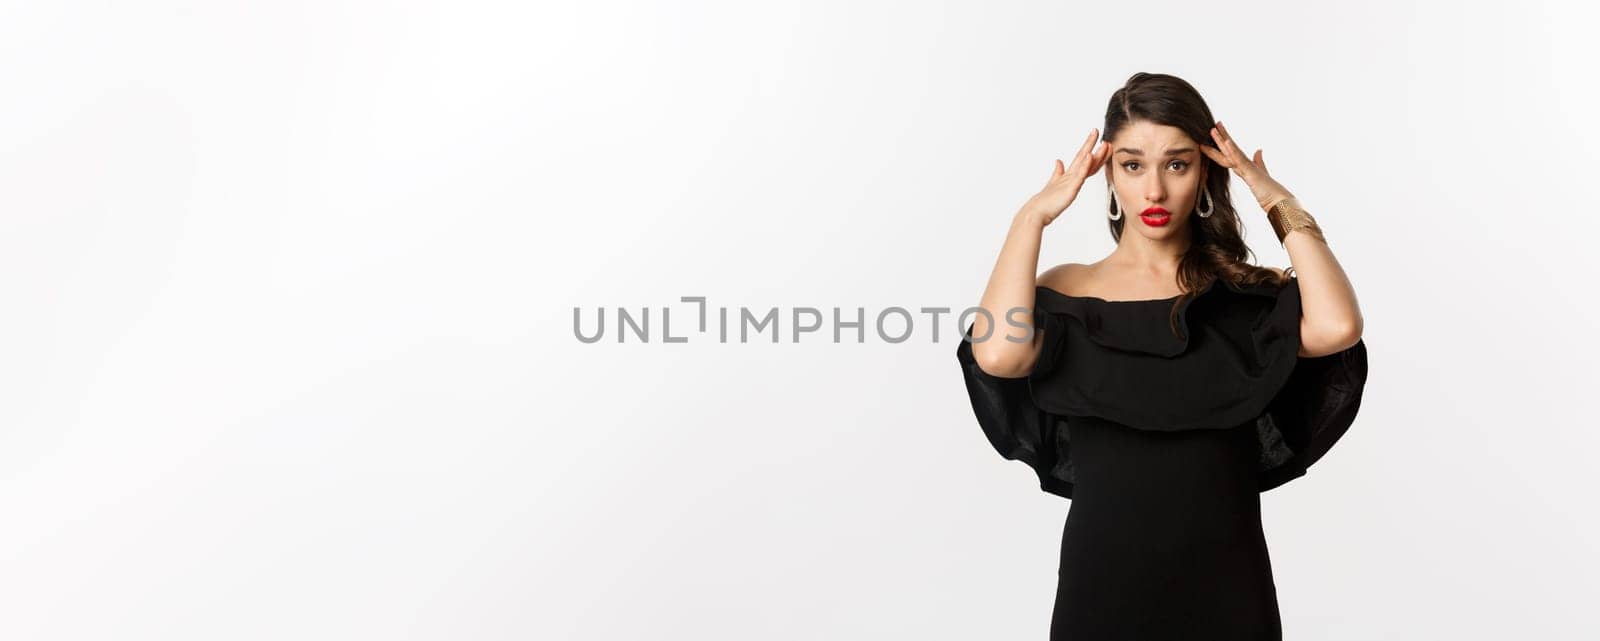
left=3, top=1, right=1597, bottom=639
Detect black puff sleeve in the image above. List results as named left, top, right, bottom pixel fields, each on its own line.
left=1243, top=276, right=1371, bottom=491
left=954, top=308, right=1078, bottom=499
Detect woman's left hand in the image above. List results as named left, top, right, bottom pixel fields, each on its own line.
left=1200, top=121, right=1294, bottom=211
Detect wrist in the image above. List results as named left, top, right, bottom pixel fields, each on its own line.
left=1258, top=192, right=1294, bottom=212
left=1265, top=196, right=1326, bottom=245
left=1013, top=208, right=1050, bottom=230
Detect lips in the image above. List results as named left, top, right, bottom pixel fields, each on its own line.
left=1140, top=207, right=1170, bottom=226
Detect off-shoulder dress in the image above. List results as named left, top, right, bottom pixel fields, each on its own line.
left=955, top=275, right=1369, bottom=640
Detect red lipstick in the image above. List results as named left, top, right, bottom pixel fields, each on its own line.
left=1140, top=206, right=1171, bottom=227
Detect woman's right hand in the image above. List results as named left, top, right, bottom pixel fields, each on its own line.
left=1019, top=128, right=1112, bottom=227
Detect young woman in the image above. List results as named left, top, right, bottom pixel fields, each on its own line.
left=955, top=72, right=1369, bottom=640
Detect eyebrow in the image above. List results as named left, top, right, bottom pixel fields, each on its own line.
left=1114, top=147, right=1197, bottom=156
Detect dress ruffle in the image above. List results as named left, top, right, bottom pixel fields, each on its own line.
left=955, top=276, right=1368, bottom=499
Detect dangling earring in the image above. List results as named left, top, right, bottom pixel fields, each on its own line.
left=1107, top=184, right=1123, bottom=221
left=1196, top=185, right=1214, bottom=218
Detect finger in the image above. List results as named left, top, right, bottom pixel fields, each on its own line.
left=1199, top=144, right=1230, bottom=167
left=1209, top=126, right=1238, bottom=162
left=1220, top=127, right=1246, bottom=158
left=1069, top=131, right=1099, bottom=174
left=1217, top=121, right=1250, bottom=159
left=1053, top=158, right=1065, bottom=178
left=1093, top=141, right=1111, bottom=171
left=1073, top=128, right=1099, bottom=162
left=1253, top=149, right=1266, bottom=171
left=1215, top=123, right=1254, bottom=175
left=1216, top=121, right=1241, bottom=150
left=1217, top=120, right=1235, bottom=144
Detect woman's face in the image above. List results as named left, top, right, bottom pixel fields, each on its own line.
left=1106, top=120, right=1208, bottom=238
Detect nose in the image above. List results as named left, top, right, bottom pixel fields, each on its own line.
left=1144, top=175, right=1166, bottom=206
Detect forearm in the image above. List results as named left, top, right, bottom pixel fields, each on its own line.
left=970, top=209, right=1048, bottom=376
left=1270, top=197, right=1364, bottom=354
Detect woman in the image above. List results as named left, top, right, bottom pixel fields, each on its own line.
left=954, top=72, right=1369, bottom=639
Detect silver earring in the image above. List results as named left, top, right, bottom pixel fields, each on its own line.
left=1196, top=185, right=1214, bottom=218
left=1107, top=184, right=1123, bottom=221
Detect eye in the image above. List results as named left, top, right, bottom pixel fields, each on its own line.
left=1168, top=160, right=1189, bottom=171
left=1122, top=162, right=1140, bottom=172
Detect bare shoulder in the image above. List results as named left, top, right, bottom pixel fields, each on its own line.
left=1037, top=262, right=1090, bottom=292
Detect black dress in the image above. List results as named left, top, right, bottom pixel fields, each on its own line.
left=954, top=275, right=1369, bottom=640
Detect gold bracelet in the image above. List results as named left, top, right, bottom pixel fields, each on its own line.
left=1266, top=196, right=1326, bottom=245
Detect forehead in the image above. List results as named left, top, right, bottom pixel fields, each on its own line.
left=1109, top=121, right=1197, bottom=152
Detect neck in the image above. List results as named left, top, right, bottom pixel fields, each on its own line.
left=1109, top=225, right=1191, bottom=278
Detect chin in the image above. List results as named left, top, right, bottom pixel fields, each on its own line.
left=1132, top=216, right=1187, bottom=236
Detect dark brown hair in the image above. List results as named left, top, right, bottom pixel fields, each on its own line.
left=1100, top=72, right=1293, bottom=336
